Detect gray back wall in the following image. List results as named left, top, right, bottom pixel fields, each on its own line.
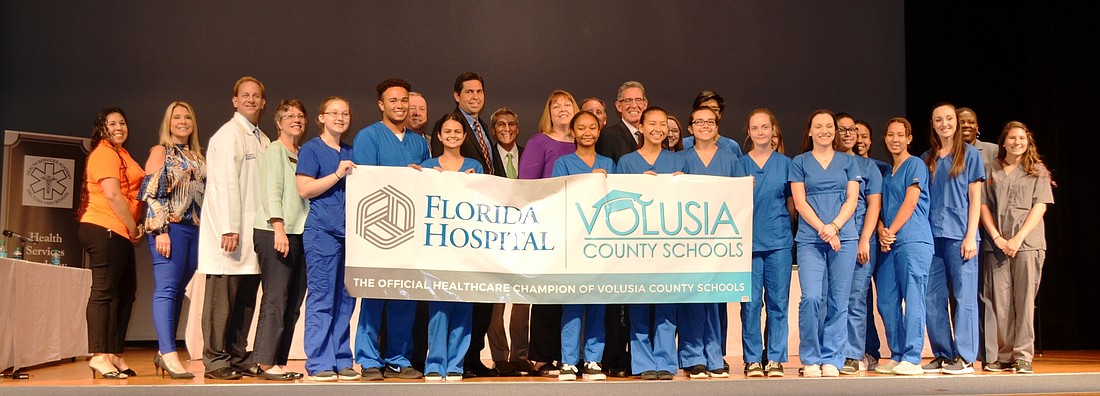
left=1, top=0, right=903, bottom=340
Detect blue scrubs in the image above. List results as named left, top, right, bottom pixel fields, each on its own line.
left=616, top=149, right=681, bottom=374
left=421, top=157, right=484, bottom=174
left=351, top=122, right=430, bottom=167
left=551, top=152, right=615, bottom=177
left=844, top=155, right=883, bottom=361
left=551, top=153, right=612, bottom=366
left=876, top=156, right=934, bottom=364
left=923, top=145, right=984, bottom=364
left=678, top=147, right=744, bottom=370
left=419, top=156, right=480, bottom=376
left=352, top=122, right=432, bottom=370
left=682, top=135, right=743, bottom=159
left=738, top=151, right=794, bottom=365
left=789, top=151, right=859, bottom=368
left=864, top=157, right=891, bottom=359
left=297, top=137, right=357, bottom=375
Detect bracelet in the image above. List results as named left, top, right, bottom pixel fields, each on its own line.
left=334, top=172, right=343, bottom=180
left=830, top=222, right=840, bottom=232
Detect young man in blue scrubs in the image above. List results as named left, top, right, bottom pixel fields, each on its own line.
left=351, top=78, right=429, bottom=380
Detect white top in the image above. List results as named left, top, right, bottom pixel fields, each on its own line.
left=198, top=112, right=270, bottom=275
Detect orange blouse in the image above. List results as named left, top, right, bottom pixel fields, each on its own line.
left=80, top=140, right=145, bottom=236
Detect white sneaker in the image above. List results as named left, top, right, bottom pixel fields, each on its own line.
left=581, top=362, right=606, bottom=381
left=802, top=364, right=822, bottom=377
left=893, top=361, right=923, bottom=376
left=558, top=364, right=578, bottom=381
left=875, top=360, right=900, bottom=374
left=822, top=364, right=840, bottom=377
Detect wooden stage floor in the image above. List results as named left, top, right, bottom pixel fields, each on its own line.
left=3, top=349, right=1098, bottom=388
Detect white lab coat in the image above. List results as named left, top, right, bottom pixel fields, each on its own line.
left=197, top=112, right=270, bottom=275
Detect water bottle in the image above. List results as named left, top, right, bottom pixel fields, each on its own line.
left=0, top=240, right=7, bottom=258
left=12, top=247, right=23, bottom=260
left=50, top=249, right=62, bottom=266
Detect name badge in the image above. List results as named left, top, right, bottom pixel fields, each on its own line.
left=245, top=153, right=257, bottom=160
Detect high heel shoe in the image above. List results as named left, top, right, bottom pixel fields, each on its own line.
left=90, top=366, right=126, bottom=379
left=154, top=352, right=195, bottom=379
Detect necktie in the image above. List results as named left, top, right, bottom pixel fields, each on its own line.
left=475, top=121, right=494, bottom=174
left=506, top=153, right=517, bottom=179
left=634, top=130, right=642, bottom=146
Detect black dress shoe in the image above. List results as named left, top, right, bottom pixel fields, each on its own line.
left=259, top=371, right=297, bottom=381
left=464, top=363, right=498, bottom=378
left=205, top=367, right=243, bottom=380
left=237, top=365, right=261, bottom=377
left=609, top=367, right=630, bottom=378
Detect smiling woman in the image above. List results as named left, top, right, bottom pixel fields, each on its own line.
left=139, top=101, right=206, bottom=380
left=78, top=107, right=146, bottom=380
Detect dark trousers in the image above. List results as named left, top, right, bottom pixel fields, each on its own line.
left=411, top=301, right=430, bottom=372
left=602, top=304, right=631, bottom=371
left=464, top=302, right=495, bottom=367
left=252, top=229, right=307, bottom=366
left=79, top=223, right=137, bottom=354
left=202, top=273, right=260, bottom=372
left=527, top=304, right=562, bottom=363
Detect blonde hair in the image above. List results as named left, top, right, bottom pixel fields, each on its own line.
left=156, top=101, right=205, bottom=161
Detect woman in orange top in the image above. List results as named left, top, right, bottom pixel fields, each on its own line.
left=77, top=107, right=145, bottom=380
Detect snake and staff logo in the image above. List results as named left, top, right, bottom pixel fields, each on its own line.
left=22, top=155, right=75, bottom=208
left=356, top=185, right=416, bottom=249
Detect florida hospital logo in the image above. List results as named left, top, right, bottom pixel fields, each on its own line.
left=357, top=185, right=415, bottom=249
left=22, top=156, right=75, bottom=208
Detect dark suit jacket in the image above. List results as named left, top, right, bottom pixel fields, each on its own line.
left=595, top=120, right=638, bottom=163
left=430, top=108, right=494, bottom=174
left=491, top=143, right=524, bottom=177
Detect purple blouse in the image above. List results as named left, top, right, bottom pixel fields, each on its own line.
left=518, top=133, right=575, bottom=179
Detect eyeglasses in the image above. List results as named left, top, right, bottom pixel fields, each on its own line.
left=618, top=98, right=647, bottom=105
left=324, top=111, right=351, bottom=119
left=281, top=114, right=306, bottom=120
left=692, top=119, right=717, bottom=127
left=837, top=126, right=858, bottom=134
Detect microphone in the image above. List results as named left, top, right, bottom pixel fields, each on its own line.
left=2, top=229, right=37, bottom=244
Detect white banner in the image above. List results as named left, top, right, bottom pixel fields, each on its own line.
left=345, top=166, right=753, bottom=304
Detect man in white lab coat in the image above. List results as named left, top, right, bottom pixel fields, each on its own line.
left=197, top=76, right=270, bottom=380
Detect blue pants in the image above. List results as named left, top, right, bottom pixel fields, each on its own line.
left=678, top=303, right=724, bottom=370
left=845, top=237, right=878, bottom=360
left=877, top=242, right=933, bottom=363
left=303, top=224, right=356, bottom=375
left=926, top=237, right=979, bottom=362
left=147, top=223, right=199, bottom=354
left=561, top=304, right=606, bottom=365
left=796, top=241, right=857, bottom=367
left=355, top=299, right=417, bottom=368
left=425, top=302, right=472, bottom=375
left=629, top=304, right=677, bottom=374
left=740, top=248, right=793, bottom=364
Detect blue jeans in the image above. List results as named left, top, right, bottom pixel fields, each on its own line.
left=147, top=223, right=198, bottom=354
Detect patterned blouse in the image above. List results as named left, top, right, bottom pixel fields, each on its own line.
left=139, top=144, right=206, bottom=234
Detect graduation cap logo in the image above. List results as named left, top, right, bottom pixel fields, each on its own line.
left=576, top=190, right=652, bottom=235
